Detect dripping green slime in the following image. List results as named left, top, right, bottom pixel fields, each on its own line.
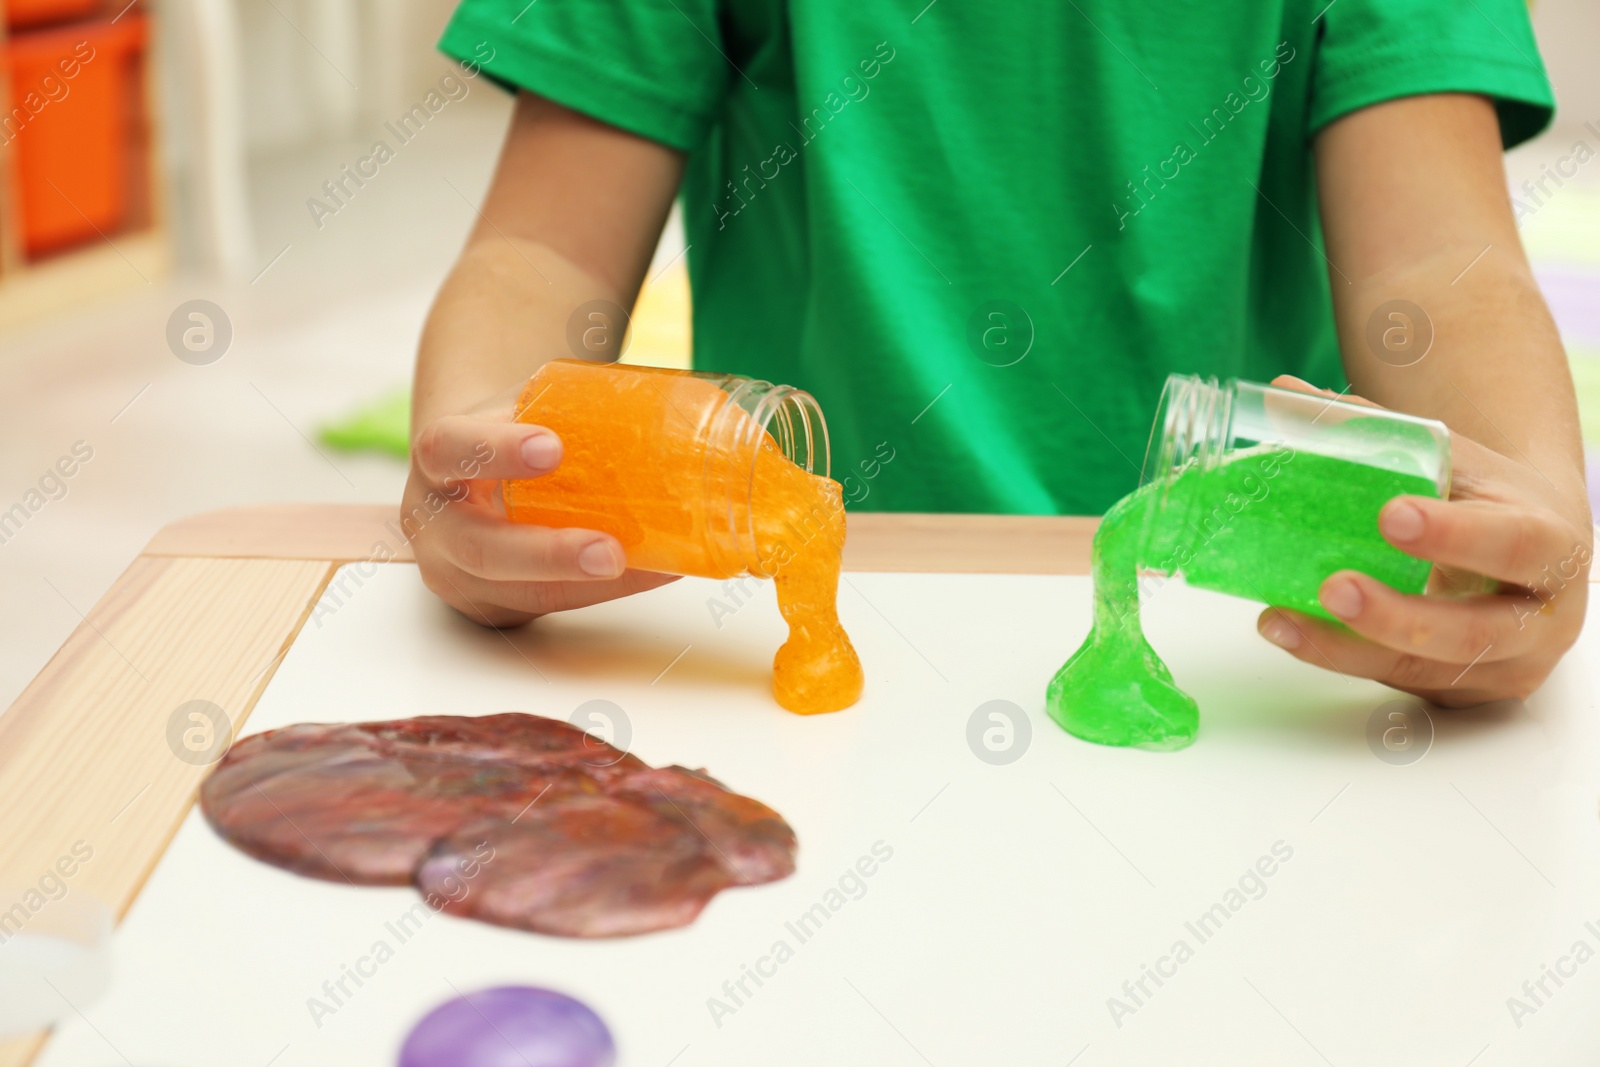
left=1046, top=444, right=1438, bottom=751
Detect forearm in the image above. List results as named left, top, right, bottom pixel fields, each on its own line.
left=1335, top=247, right=1584, bottom=505
left=413, top=236, right=618, bottom=428
left=412, top=91, right=685, bottom=431
left=1315, top=93, right=1586, bottom=516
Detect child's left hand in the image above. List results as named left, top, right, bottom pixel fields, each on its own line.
left=1256, top=381, right=1593, bottom=706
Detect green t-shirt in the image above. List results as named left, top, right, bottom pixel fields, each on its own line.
left=439, top=0, right=1552, bottom=515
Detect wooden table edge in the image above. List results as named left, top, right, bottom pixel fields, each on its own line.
left=8, top=505, right=1594, bottom=1064
left=138, top=503, right=1101, bottom=573
left=0, top=504, right=1094, bottom=1066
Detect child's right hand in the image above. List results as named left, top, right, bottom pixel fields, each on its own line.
left=402, top=410, right=677, bottom=628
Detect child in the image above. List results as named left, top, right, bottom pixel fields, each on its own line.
left=404, top=0, right=1590, bottom=707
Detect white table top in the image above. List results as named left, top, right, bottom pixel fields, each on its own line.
left=33, top=561, right=1600, bottom=1066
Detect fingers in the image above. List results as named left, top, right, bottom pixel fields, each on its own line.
left=1268, top=375, right=1385, bottom=410
left=413, top=414, right=563, bottom=486
left=423, top=565, right=537, bottom=628
left=1256, top=597, right=1575, bottom=707
left=411, top=498, right=680, bottom=618
left=423, top=561, right=678, bottom=624
left=1378, top=495, right=1582, bottom=589
left=420, top=505, right=629, bottom=582
left=1314, top=570, right=1539, bottom=665
left=1258, top=607, right=1495, bottom=697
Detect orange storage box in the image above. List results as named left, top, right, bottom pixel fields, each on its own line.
left=6, top=0, right=105, bottom=32
left=4, top=14, right=148, bottom=258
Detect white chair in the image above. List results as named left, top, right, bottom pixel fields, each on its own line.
left=167, top=0, right=411, bottom=278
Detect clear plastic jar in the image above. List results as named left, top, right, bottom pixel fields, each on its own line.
left=1138, top=375, right=1451, bottom=619
left=503, top=360, right=830, bottom=580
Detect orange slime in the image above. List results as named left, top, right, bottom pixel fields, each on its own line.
left=504, top=361, right=863, bottom=714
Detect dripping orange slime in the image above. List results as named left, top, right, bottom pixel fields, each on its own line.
left=503, top=360, right=864, bottom=714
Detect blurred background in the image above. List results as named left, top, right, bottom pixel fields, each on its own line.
left=0, top=0, right=1595, bottom=709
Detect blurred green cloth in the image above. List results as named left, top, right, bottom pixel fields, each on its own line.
left=319, top=388, right=411, bottom=459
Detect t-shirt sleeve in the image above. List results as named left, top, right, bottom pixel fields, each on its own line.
left=1310, top=0, right=1554, bottom=148
left=438, top=0, right=728, bottom=152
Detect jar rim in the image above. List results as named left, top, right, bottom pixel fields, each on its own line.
left=701, top=376, right=830, bottom=578
left=1142, top=374, right=1214, bottom=485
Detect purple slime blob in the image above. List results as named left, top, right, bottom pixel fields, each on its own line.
left=399, top=986, right=616, bottom=1067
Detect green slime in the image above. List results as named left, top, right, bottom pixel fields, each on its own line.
left=1047, top=438, right=1439, bottom=751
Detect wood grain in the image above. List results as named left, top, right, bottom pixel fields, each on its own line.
left=848, top=512, right=1096, bottom=574
left=0, top=504, right=1094, bottom=1065
left=141, top=503, right=1100, bottom=573
left=130, top=503, right=1600, bottom=578
left=142, top=503, right=420, bottom=564
left=14, top=501, right=1591, bottom=1064
left=0, top=556, right=333, bottom=1067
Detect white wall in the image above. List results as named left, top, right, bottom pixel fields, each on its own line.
left=222, top=0, right=1600, bottom=155
left=1531, top=0, right=1600, bottom=130
left=235, top=0, right=476, bottom=156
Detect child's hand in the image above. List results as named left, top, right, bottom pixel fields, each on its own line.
left=1257, top=379, right=1592, bottom=706
left=402, top=409, right=676, bottom=628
